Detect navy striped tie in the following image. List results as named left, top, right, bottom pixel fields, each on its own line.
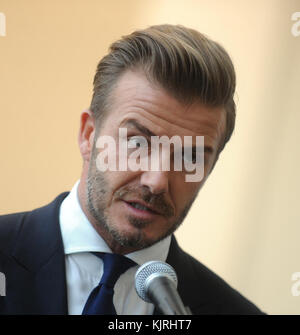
left=82, top=253, right=136, bottom=315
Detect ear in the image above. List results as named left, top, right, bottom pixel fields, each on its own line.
left=78, top=110, right=96, bottom=162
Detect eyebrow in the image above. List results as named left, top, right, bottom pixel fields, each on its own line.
left=121, top=118, right=214, bottom=154
left=122, top=119, right=156, bottom=138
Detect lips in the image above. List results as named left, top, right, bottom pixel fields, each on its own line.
left=124, top=200, right=161, bottom=215
left=114, top=187, right=175, bottom=218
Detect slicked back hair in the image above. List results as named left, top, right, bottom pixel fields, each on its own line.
left=90, top=24, right=236, bottom=153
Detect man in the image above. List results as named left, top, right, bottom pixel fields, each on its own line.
left=0, top=24, right=264, bottom=314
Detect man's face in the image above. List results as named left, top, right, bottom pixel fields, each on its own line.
left=81, top=70, right=226, bottom=254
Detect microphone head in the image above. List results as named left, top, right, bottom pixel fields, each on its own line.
left=135, top=260, right=178, bottom=303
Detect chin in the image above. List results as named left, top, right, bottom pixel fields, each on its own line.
left=108, top=222, right=163, bottom=250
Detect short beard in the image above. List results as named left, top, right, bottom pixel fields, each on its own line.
left=86, top=169, right=151, bottom=249
left=86, top=147, right=198, bottom=251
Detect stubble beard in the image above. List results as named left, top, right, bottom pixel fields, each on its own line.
left=86, top=150, right=198, bottom=251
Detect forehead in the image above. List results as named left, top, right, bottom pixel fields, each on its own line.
left=104, top=70, right=226, bottom=146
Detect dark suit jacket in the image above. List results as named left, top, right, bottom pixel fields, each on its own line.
left=0, top=193, right=264, bottom=315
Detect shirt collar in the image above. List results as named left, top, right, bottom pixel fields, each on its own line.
left=59, top=180, right=171, bottom=265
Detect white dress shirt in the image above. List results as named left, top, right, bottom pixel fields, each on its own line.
left=59, top=181, right=171, bottom=315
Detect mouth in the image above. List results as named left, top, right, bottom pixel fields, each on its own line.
left=122, top=200, right=162, bottom=219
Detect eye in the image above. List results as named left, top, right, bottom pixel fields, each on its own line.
left=183, top=151, right=197, bottom=164
left=183, top=148, right=204, bottom=165
left=127, top=136, right=148, bottom=149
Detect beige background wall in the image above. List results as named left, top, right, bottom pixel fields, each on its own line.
left=0, top=0, right=299, bottom=314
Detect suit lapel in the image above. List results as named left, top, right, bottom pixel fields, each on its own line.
left=10, top=193, right=69, bottom=314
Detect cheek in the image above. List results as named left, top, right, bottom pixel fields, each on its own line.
left=171, top=176, right=200, bottom=213
left=105, top=170, right=141, bottom=196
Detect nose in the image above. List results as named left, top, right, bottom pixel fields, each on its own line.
left=140, top=170, right=169, bottom=195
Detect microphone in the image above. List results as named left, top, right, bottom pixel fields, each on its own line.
left=135, top=260, right=192, bottom=315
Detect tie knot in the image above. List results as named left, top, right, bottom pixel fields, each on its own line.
left=93, top=252, right=136, bottom=288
